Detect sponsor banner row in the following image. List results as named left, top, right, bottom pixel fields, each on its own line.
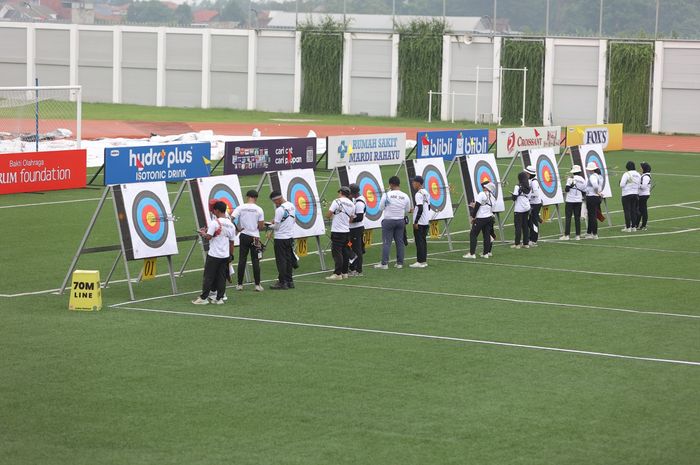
left=0, top=149, right=86, bottom=194
left=104, top=142, right=212, bottom=185
left=566, top=123, right=623, bottom=151
left=496, top=126, right=562, bottom=159
left=224, top=137, right=316, bottom=176
left=416, top=129, right=490, bottom=160
left=327, top=133, right=406, bottom=169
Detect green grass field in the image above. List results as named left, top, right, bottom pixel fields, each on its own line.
left=1, top=146, right=699, bottom=464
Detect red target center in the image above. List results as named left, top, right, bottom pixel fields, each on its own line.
left=363, top=185, right=378, bottom=207
left=428, top=178, right=441, bottom=200
left=141, top=205, right=160, bottom=233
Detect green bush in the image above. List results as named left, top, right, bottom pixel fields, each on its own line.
left=300, top=17, right=345, bottom=114
left=608, top=42, right=653, bottom=133
left=501, top=39, right=544, bottom=125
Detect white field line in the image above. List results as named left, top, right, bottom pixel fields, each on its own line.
left=545, top=240, right=700, bottom=255
left=626, top=149, right=700, bottom=156
left=429, top=257, right=700, bottom=283
left=0, top=187, right=185, bottom=209
left=678, top=205, right=700, bottom=211
left=114, top=306, right=700, bottom=367
left=298, top=281, right=700, bottom=321
left=606, top=169, right=700, bottom=178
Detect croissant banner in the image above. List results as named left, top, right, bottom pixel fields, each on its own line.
left=496, top=126, right=562, bottom=159
left=566, top=124, right=623, bottom=151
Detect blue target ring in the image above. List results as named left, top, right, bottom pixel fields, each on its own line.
left=131, top=191, right=168, bottom=248
left=536, top=154, right=558, bottom=198
left=287, top=177, right=317, bottom=229
left=585, top=150, right=607, bottom=191
left=473, top=160, right=499, bottom=200
left=356, top=171, right=382, bottom=221
left=423, top=165, right=447, bottom=212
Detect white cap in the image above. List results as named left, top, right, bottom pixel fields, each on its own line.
left=525, top=165, right=536, bottom=175
left=586, top=162, right=599, bottom=171
left=483, top=182, right=496, bottom=193
left=569, top=165, right=582, bottom=174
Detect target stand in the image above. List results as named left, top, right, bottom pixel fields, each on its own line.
left=499, top=149, right=565, bottom=237
left=569, top=144, right=614, bottom=227
left=59, top=184, right=182, bottom=301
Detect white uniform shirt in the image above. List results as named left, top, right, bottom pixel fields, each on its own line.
left=232, top=203, right=265, bottom=238
left=329, top=197, right=355, bottom=233
left=350, top=196, right=366, bottom=229
left=413, top=188, right=431, bottom=226
left=639, top=173, right=652, bottom=196
left=379, top=189, right=411, bottom=220
left=271, top=201, right=296, bottom=239
left=585, top=173, right=603, bottom=196
left=565, top=175, right=586, bottom=203
left=512, top=185, right=532, bottom=213
left=474, top=191, right=494, bottom=219
left=620, top=170, right=642, bottom=196
left=207, top=217, right=236, bottom=258
left=529, top=178, right=543, bottom=205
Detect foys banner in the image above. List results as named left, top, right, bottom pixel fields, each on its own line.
left=0, top=149, right=86, bottom=194
left=326, top=133, right=406, bottom=169
left=416, top=129, right=489, bottom=160
left=104, top=142, right=211, bottom=185
left=224, top=137, right=317, bottom=176
left=566, top=124, right=623, bottom=151
left=496, top=126, right=561, bottom=159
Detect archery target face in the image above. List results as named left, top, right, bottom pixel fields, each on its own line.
left=346, top=163, right=384, bottom=229
left=581, top=144, right=612, bottom=198
left=117, top=181, right=178, bottom=260
left=466, top=153, right=505, bottom=212
left=276, top=169, right=326, bottom=238
left=412, top=158, right=454, bottom=220
left=194, top=175, right=243, bottom=245
left=527, top=148, right=563, bottom=205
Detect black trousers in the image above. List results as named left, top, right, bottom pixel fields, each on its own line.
left=637, top=195, right=650, bottom=228
left=529, top=203, right=542, bottom=243
left=470, top=217, right=493, bottom=255
left=585, top=196, right=602, bottom=234
left=514, top=211, right=530, bottom=245
left=273, top=238, right=294, bottom=285
left=237, top=233, right=261, bottom=285
left=621, top=194, right=639, bottom=228
left=200, top=255, right=229, bottom=300
left=331, top=232, right=351, bottom=275
left=565, top=202, right=582, bottom=236
left=349, top=226, right=364, bottom=273
left=414, top=224, right=429, bottom=263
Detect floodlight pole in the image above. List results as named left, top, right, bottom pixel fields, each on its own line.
left=34, top=78, right=39, bottom=152
left=475, top=66, right=480, bottom=124
left=521, top=67, right=528, bottom=127
left=428, top=90, right=433, bottom=123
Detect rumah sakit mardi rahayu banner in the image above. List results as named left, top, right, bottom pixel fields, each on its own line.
left=416, top=129, right=490, bottom=160
left=224, top=137, right=317, bottom=176
left=104, top=142, right=211, bottom=185
left=0, top=149, right=86, bottom=194
left=326, top=133, right=406, bottom=169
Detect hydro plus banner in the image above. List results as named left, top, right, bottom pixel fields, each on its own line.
left=0, top=149, right=86, bottom=194
left=224, top=137, right=317, bottom=176
left=416, top=129, right=489, bottom=160
left=104, top=142, right=211, bottom=185
left=326, top=133, right=406, bottom=169
left=496, top=127, right=561, bottom=159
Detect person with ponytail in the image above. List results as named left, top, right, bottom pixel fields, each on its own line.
left=620, top=160, right=641, bottom=232
left=636, top=162, right=653, bottom=230
left=511, top=171, right=531, bottom=249
left=524, top=165, right=542, bottom=246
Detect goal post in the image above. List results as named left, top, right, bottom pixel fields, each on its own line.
left=0, top=85, right=82, bottom=153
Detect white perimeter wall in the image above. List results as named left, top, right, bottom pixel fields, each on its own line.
left=1, top=22, right=698, bottom=134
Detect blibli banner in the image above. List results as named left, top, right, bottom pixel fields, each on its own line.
left=416, top=129, right=490, bottom=160
left=566, top=124, right=623, bottom=151
left=104, top=142, right=211, bottom=185
left=327, top=133, right=406, bottom=169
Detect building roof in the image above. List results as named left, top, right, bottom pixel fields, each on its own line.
left=0, top=1, right=58, bottom=21
left=193, top=8, right=218, bottom=24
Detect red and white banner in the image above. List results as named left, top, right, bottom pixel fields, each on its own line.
left=496, top=126, right=562, bottom=159
left=0, top=149, right=86, bottom=194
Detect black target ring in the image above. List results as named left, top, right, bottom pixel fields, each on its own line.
left=422, top=163, right=448, bottom=212
left=131, top=190, right=169, bottom=249
left=473, top=159, right=500, bottom=200
left=287, top=177, right=317, bottom=230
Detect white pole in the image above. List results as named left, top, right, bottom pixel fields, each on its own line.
left=428, top=90, right=433, bottom=123
left=451, top=91, right=455, bottom=123
left=521, top=67, right=528, bottom=127
left=498, top=66, right=504, bottom=125
left=76, top=87, right=82, bottom=149
left=474, top=65, right=480, bottom=124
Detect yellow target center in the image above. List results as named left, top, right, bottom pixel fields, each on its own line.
left=544, top=171, right=552, bottom=182
left=298, top=198, right=307, bottom=210
left=146, top=211, right=157, bottom=227
left=431, top=183, right=439, bottom=196
left=366, top=191, right=375, bottom=203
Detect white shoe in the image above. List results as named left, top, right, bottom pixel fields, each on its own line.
left=463, top=253, right=476, bottom=259
left=575, top=235, right=581, bottom=241
left=342, top=273, right=349, bottom=279
left=326, top=274, right=343, bottom=280
left=510, top=244, right=521, bottom=249
left=631, top=227, right=637, bottom=232
left=523, top=245, right=530, bottom=249
left=409, top=262, right=423, bottom=268
left=592, top=234, right=599, bottom=239
left=621, top=228, right=630, bottom=232
left=559, top=235, right=570, bottom=241
left=374, top=263, right=388, bottom=269
left=235, top=285, right=243, bottom=291
left=480, top=253, right=490, bottom=259
left=640, top=227, right=647, bottom=231
left=192, top=297, right=209, bottom=305
left=255, top=285, right=264, bottom=292
left=211, top=299, right=225, bottom=305
left=209, top=291, right=228, bottom=300
left=395, top=264, right=403, bottom=269
left=530, top=242, right=538, bottom=247
left=354, top=272, right=364, bottom=277
left=420, top=262, right=428, bottom=268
